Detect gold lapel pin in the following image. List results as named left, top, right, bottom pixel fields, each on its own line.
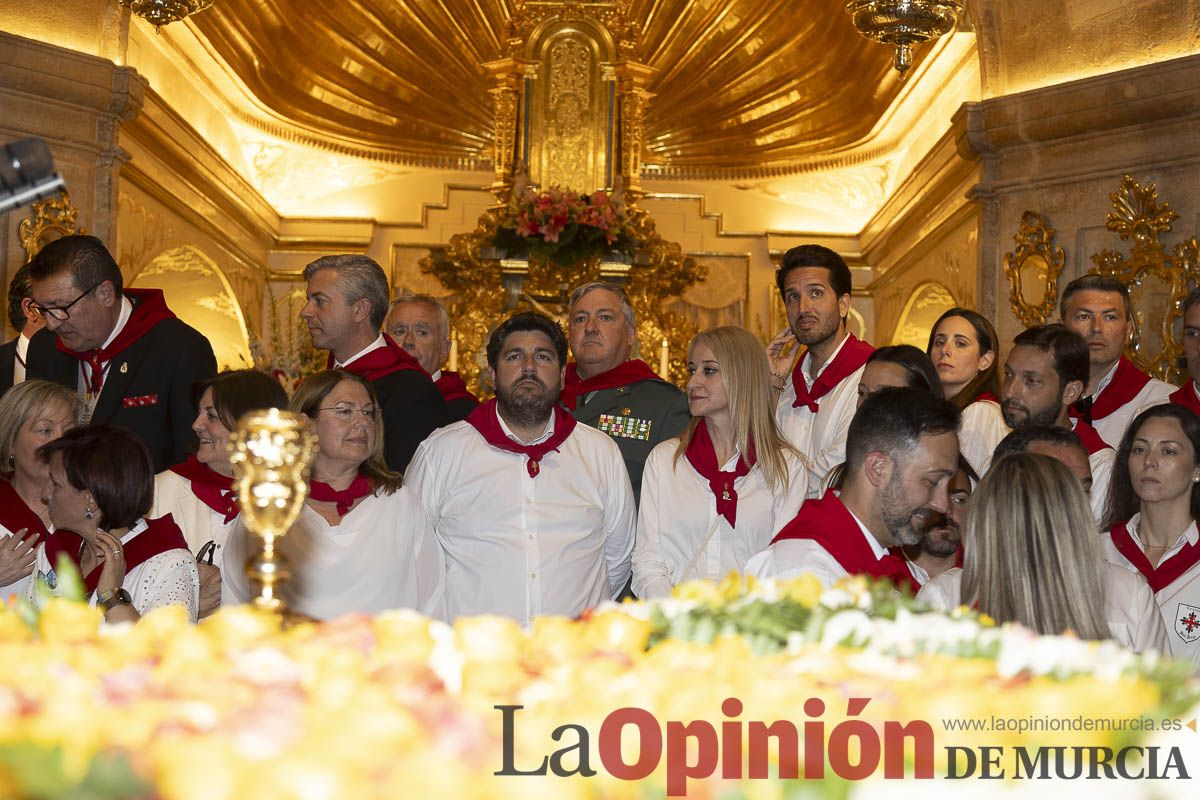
left=120, top=362, right=128, bottom=374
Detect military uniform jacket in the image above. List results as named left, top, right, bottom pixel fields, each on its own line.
left=572, top=377, right=690, bottom=505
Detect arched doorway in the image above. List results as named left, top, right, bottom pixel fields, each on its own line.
left=891, top=281, right=957, bottom=348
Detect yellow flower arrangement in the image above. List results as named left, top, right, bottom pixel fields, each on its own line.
left=0, top=577, right=1193, bottom=799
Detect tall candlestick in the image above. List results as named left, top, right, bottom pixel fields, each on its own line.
left=449, top=334, right=458, bottom=373
left=659, top=337, right=669, bottom=377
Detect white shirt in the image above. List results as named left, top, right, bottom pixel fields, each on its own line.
left=1101, top=514, right=1200, bottom=665
left=221, top=484, right=443, bottom=621
left=13, top=332, right=31, bottom=385
left=79, top=296, right=133, bottom=423
left=744, top=502, right=884, bottom=588
left=333, top=334, right=388, bottom=369
left=151, top=470, right=244, bottom=562
left=1088, top=361, right=1175, bottom=448
left=632, top=443, right=809, bottom=598
left=1087, top=447, right=1116, bottom=527
left=918, top=565, right=1170, bottom=654
left=405, top=408, right=636, bottom=626
left=775, top=334, right=866, bottom=496
left=27, top=518, right=199, bottom=622
left=959, top=399, right=1009, bottom=477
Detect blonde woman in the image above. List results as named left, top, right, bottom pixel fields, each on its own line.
left=0, top=380, right=77, bottom=598
left=632, top=326, right=809, bottom=598
left=919, top=452, right=1168, bottom=653
left=222, top=370, right=443, bottom=619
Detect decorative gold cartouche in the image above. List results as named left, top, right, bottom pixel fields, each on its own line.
left=228, top=408, right=317, bottom=623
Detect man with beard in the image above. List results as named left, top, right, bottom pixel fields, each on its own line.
left=300, top=255, right=447, bottom=471
left=766, top=245, right=873, bottom=495
left=405, top=311, right=636, bottom=625
left=1170, top=287, right=1200, bottom=415
left=1061, top=275, right=1174, bottom=447
left=746, top=387, right=960, bottom=592
left=1000, top=323, right=1114, bottom=523
left=900, top=457, right=976, bottom=582
left=564, top=281, right=689, bottom=505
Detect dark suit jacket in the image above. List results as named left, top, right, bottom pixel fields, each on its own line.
left=26, top=319, right=217, bottom=472
left=0, top=338, right=16, bottom=398
left=373, top=369, right=448, bottom=474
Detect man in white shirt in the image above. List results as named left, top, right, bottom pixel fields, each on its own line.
left=766, top=245, right=873, bottom=494
left=405, top=311, right=636, bottom=625
left=1061, top=275, right=1174, bottom=447
left=0, top=263, right=44, bottom=397
left=301, top=255, right=447, bottom=471
left=384, top=293, right=478, bottom=422
left=746, top=387, right=960, bottom=591
left=1000, top=323, right=1115, bottom=523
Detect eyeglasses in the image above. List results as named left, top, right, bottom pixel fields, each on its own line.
left=30, top=282, right=101, bottom=321
left=318, top=403, right=377, bottom=421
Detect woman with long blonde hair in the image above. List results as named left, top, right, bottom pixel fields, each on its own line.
left=222, top=370, right=442, bottom=619
left=919, top=452, right=1167, bottom=652
left=632, top=326, right=809, bottom=598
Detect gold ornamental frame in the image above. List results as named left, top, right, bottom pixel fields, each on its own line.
left=1090, top=175, right=1200, bottom=384
left=1003, top=211, right=1065, bottom=328
left=18, top=192, right=83, bottom=261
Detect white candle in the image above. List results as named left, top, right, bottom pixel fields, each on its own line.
left=449, top=334, right=458, bottom=373
left=659, top=337, right=669, bottom=377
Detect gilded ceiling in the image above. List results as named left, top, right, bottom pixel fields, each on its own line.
left=192, top=0, right=915, bottom=178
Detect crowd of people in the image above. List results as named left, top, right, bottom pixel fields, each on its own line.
left=2, top=233, right=1198, bottom=667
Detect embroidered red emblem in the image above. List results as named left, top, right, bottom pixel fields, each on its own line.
left=1182, top=612, right=1199, bottom=634
left=1175, top=603, right=1200, bottom=644
left=528, top=459, right=540, bottom=478
left=122, top=394, right=159, bottom=408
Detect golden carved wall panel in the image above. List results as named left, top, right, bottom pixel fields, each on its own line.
left=536, top=33, right=602, bottom=191
left=1090, top=175, right=1200, bottom=384
left=19, top=192, right=83, bottom=261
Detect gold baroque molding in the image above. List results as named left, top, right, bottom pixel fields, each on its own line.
left=1002, top=211, right=1064, bottom=328
left=19, top=192, right=84, bottom=262
left=1090, top=175, right=1200, bottom=383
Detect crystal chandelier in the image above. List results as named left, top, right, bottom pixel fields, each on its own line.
left=845, top=1, right=964, bottom=79
left=119, top=0, right=214, bottom=30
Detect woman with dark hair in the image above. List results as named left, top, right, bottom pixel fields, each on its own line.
left=927, top=308, right=1008, bottom=475
left=29, top=426, right=198, bottom=622
left=151, top=369, right=288, bottom=618
left=221, top=370, right=442, bottom=619
left=855, top=345, right=942, bottom=407
left=1102, top=404, right=1200, bottom=665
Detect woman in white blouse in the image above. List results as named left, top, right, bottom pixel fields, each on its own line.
left=919, top=452, right=1168, bottom=654
left=30, top=426, right=199, bottom=622
left=927, top=308, right=1009, bottom=476
left=152, top=369, right=287, bottom=618
left=632, top=326, right=808, bottom=599
left=222, top=370, right=443, bottom=619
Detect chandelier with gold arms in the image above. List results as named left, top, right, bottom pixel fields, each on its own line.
left=119, top=0, right=213, bottom=30
left=845, top=0, right=964, bottom=78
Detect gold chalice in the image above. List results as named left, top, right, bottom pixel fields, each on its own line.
left=229, top=408, right=317, bottom=624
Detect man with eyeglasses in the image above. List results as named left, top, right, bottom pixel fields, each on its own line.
left=25, top=235, right=216, bottom=472
left=300, top=254, right=447, bottom=472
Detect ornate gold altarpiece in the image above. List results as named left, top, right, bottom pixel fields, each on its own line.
left=420, top=0, right=704, bottom=393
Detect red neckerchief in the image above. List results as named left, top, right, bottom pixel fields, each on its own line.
left=1170, top=383, right=1200, bottom=416
left=974, top=391, right=999, bottom=403
left=791, top=334, right=875, bottom=412
left=168, top=455, right=238, bottom=523
left=330, top=336, right=426, bottom=382
left=1109, top=521, right=1200, bottom=594
left=309, top=474, right=373, bottom=517
left=684, top=419, right=755, bottom=526
left=44, top=514, right=190, bottom=595
left=561, top=359, right=662, bottom=410
left=1071, top=419, right=1113, bottom=456
left=771, top=491, right=921, bottom=594
left=0, top=479, right=48, bottom=542
left=54, top=289, right=176, bottom=395
left=435, top=371, right=477, bottom=404
left=1069, top=357, right=1152, bottom=424
left=465, top=399, right=578, bottom=478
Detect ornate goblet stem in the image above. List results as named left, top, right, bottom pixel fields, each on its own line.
left=229, top=409, right=316, bottom=623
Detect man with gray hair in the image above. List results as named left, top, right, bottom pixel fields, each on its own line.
left=384, top=293, right=478, bottom=422
left=301, top=255, right=447, bottom=471
left=565, top=281, right=689, bottom=505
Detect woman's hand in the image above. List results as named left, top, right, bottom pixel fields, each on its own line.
left=0, top=530, right=39, bottom=587
left=93, top=530, right=128, bottom=598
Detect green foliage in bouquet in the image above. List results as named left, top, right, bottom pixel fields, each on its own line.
left=492, top=186, right=638, bottom=267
